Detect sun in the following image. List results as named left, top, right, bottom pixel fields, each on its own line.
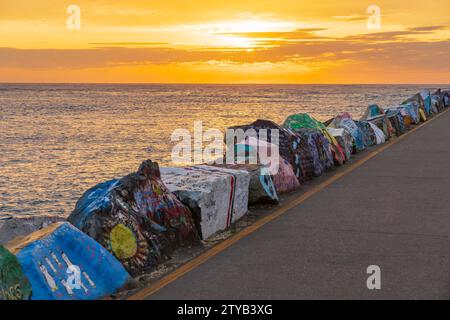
left=204, top=19, right=300, bottom=49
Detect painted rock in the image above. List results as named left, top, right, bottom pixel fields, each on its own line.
left=68, top=160, right=199, bottom=276
left=6, top=222, right=130, bottom=300
left=227, top=119, right=315, bottom=183
left=327, top=127, right=354, bottom=162
left=283, top=113, right=345, bottom=166
left=402, top=93, right=428, bottom=118
left=329, top=112, right=365, bottom=152
left=160, top=165, right=250, bottom=239
left=213, top=163, right=279, bottom=205
left=0, top=245, right=32, bottom=300
left=355, top=120, right=377, bottom=148
left=233, top=136, right=300, bottom=194
left=296, top=129, right=334, bottom=177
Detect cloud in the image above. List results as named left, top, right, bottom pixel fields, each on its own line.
left=88, top=42, right=169, bottom=47
left=1, top=21, right=449, bottom=84
left=332, top=14, right=367, bottom=22
left=218, top=28, right=328, bottom=40
left=407, top=25, right=449, bottom=32
left=1, top=35, right=449, bottom=72
left=344, top=26, right=450, bottom=42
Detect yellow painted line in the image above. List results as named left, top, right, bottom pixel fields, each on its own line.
left=128, top=108, right=449, bottom=300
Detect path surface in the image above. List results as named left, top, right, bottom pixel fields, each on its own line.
left=145, top=110, right=450, bottom=299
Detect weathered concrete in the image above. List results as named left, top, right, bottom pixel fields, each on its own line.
left=146, top=109, right=450, bottom=300
left=160, top=165, right=250, bottom=240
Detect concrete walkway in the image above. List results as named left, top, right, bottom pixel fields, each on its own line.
left=145, top=110, right=450, bottom=299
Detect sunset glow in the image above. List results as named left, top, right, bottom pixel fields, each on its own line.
left=0, top=0, right=449, bottom=83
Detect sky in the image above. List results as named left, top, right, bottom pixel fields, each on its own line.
left=0, top=0, right=449, bottom=83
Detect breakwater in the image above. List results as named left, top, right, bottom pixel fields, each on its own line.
left=1, top=88, right=449, bottom=300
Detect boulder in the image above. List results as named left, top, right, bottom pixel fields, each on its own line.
left=68, top=160, right=199, bottom=276
left=283, top=113, right=345, bottom=165
left=0, top=215, right=64, bottom=245
left=368, top=122, right=386, bottom=144
left=355, top=120, right=377, bottom=147
left=419, top=89, right=432, bottom=115
left=402, top=93, right=428, bottom=118
left=6, top=222, right=130, bottom=300
left=443, top=91, right=450, bottom=108
left=160, top=165, right=250, bottom=239
left=0, top=245, right=32, bottom=300
left=361, top=104, right=384, bottom=120
left=295, top=129, right=334, bottom=177
left=361, top=105, right=393, bottom=139
left=327, top=127, right=353, bottom=162
left=384, top=109, right=406, bottom=136
left=387, top=104, right=420, bottom=127
left=272, top=158, right=301, bottom=194
left=227, top=119, right=315, bottom=183
left=213, top=163, right=278, bottom=205
left=233, top=136, right=300, bottom=194
left=328, top=112, right=365, bottom=152
left=431, top=89, right=445, bottom=112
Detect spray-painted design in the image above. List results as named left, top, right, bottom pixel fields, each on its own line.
left=329, top=112, right=365, bottom=152
left=69, top=160, right=199, bottom=276
left=110, top=224, right=138, bottom=259
left=283, top=113, right=345, bottom=166
left=0, top=245, right=32, bottom=300
left=213, top=163, right=278, bottom=205
left=6, top=222, right=130, bottom=300
left=233, top=136, right=299, bottom=194
left=361, top=104, right=393, bottom=139
left=228, top=119, right=315, bottom=183
left=187, top=166, right=241, bottom=227
left=271, top=157, right=301, bottom=194
left=295, top=129, right=334, bottom=176
left=355, top=121, right=377, bottom=147
left=402, top=93, right=429, bottom=119
left=327, top=127, right=353, bottom=162
left=160, top=165, right=250, bottom=239
left=384, top=109, right=406, bottom=136
left=419, top=90, right=432, bottom=115
left=368, top=122, right=386, bottom=144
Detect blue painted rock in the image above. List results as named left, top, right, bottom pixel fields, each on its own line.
left=402, top=93, right=428, bottom=118
left=328, top=112, right=365, bottom=152
left=355, top=120, right=377, bottom=148
left=6, top=222, right=130, bottom=300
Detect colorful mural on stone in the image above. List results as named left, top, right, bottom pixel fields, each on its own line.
left=329, top=112, right=365, bottom=152
left=213, top=163, right=279, bottom=205
left=0, top=245, right=32, bottom=300
left=283, top=113, right=345, bottom=166
left=233, top=136, right=300, bottom=193
left=6, top=222, right=130, bottom=300
left=68, top=160, right=199, bottom=276
left=228, top=119, right=315, bottom=183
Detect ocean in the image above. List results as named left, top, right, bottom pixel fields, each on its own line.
left=1, top=83, right=447, bottom=219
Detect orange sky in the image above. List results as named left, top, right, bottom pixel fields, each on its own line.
left=0, top=0, right=449, bottom=83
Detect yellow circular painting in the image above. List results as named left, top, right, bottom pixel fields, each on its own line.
left=110, top=224, right=137, bottom=259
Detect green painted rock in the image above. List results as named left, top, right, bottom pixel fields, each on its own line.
left=0, top=244, right=32, bottom=300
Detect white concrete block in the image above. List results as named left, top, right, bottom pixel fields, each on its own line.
left=160, top=165, right=250, bottom=239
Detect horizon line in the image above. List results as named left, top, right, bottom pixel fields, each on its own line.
left=1, top=82, right=450, bottom=86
